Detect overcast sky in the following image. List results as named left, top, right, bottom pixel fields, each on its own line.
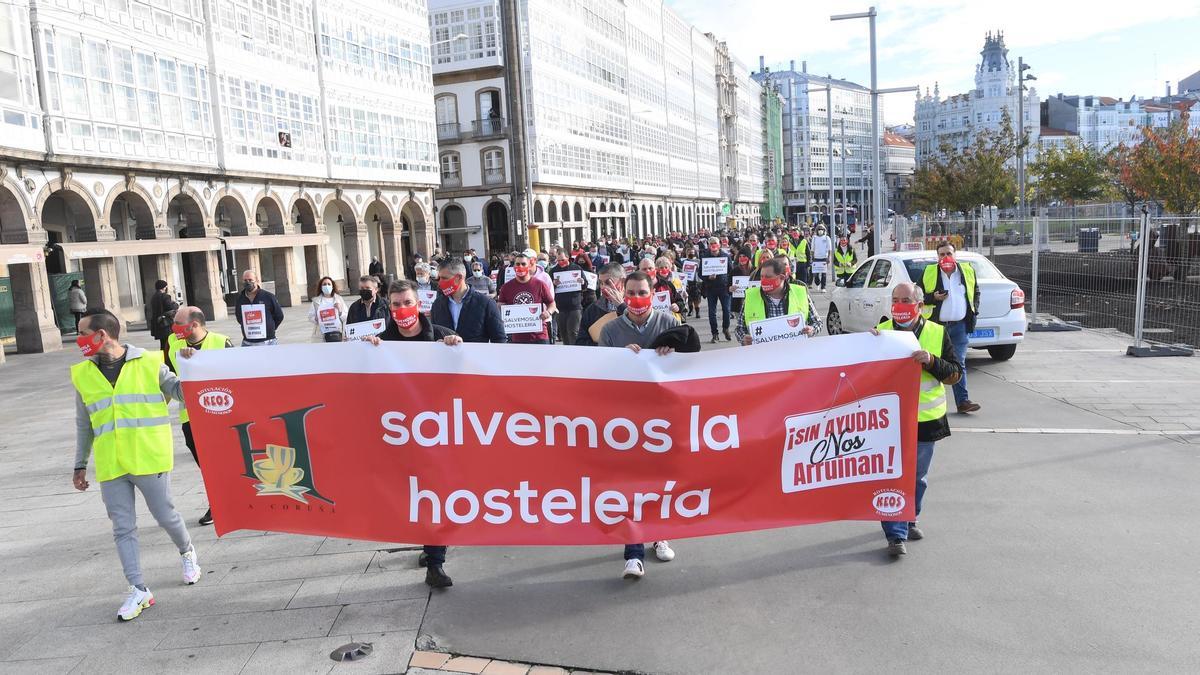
left=665, top=0, right=1200, bottom=125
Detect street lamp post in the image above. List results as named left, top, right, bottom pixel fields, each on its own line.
left=839, top=118, right=847, bottom=232
left=1016, top=57, right=1036, bottom=237
left=831, top=7, right=917, bottom=255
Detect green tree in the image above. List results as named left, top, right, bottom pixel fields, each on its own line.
left=1128, top=113, right=1200, bottom=215
left=1029, top=140, right=1112, bottom=208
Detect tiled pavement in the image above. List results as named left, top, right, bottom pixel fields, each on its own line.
left=2, top=299, right=1197, bottom=673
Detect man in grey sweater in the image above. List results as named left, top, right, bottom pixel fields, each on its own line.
left=597, top=271, right=679, bottom=579
left=598, top=271, right=680, bottom=353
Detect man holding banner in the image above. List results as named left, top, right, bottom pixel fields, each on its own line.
left=498, top=252, right=556, bottom=344
left=871, top=282, right=961, bottom=557
left=367, top=280, right=464, bottom=587
left=735, top=258, right=822, bottom=346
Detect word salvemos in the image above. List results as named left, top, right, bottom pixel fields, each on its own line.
left=380, top=399, right=740, bottom=525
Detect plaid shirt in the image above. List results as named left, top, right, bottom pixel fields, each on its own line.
left=735, top=289, right=824, bottom=344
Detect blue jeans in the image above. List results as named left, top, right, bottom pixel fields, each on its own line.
left=706, top=291, right=731, bottom=336
left=881, top=440, right=936, bottom=541
left=944, top=320, right=970, bottom=405
left=624, top=543, right=644, bottom=561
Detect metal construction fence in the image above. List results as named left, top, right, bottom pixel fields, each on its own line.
left=970, top=216, right=1200, bottom=350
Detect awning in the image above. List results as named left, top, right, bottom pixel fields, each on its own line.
left=58, top=238, right=221, bottom=260
left=222, top=233, right=329, bottom=251
left=0, top=244, right=47, bottom=265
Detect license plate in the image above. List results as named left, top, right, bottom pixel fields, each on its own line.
left=970, top=328, right=996, bottom=339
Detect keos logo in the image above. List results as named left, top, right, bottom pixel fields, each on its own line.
left=198, top=387, right=235, bottom=415
left=871, top=489, right=906, bottom=516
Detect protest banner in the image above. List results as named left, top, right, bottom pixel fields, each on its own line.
left=582, top=271, right=598, bottom=289
left=731, top=277, right=761, bottom=299
left=682, top=260, right=699, bottom=281
left=317, top=307, right=341, bottom=335
left=553, top=270, right=582, bottom=293
left=504, top=267, right=517, bottom=283
left=418, top=290, right=438, bottom=313
left=178, top=332, right=920, bottom=545
left=345, top=318, right=387, bottom=340
left=701, top=256, right=728, bottom=276
left=750, top=313, right=810, bottom=344
left=652, top=290, right=672, bottom=311
left=501, top=303, right=544, bottom=334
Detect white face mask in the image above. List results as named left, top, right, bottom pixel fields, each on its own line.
left=417, top=275, right=429, bottom=283
left=320, top=284, right=333, bottom=295
left=464, top=255, right=473, bottom=262
left=472, top=270, right=483, bottom=278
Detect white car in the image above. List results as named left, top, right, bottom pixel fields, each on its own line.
left=824, top=250, right=1027, bottom=361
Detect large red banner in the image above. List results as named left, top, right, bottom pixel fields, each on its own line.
left=178, top=333, right=920, bottom=544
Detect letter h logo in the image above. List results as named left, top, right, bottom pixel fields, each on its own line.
left=231, top=404, right=334, bottom=505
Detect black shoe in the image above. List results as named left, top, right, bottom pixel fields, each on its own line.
left=198, top=509, right=213, bottom=526
left=425, top=565, right=453, bottom=588
left=907, top=524, right=924, bottom=541
left=417, top=551, right=428, bottom=568
left=711, top=335, right=720, bottom=344
left=723, top=329, right=732, bottom=342
left=886, top=539, right=907, bottom=557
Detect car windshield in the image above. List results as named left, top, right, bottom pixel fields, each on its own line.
left=903, top=256, right=1004, bottom=281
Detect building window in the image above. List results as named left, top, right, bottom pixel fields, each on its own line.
left=481, top=147, right=504, bottom=184
left=440, top=152, right=461, bottom=186
left=436, top=93, right=458, bottom=140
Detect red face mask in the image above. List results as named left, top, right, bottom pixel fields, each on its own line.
left=738, top=256, right=750, bottom=267
left=939, top=255, right=956, bottom=275
left=391, top=304, right=420, bottom=329
left=513, top=264, right=530, bottom=277
left=766, top=241, right=777, bottom=250
left=657, top=267, right=672, bottom=278
left=625, top=293, right=653, bottom=315
left=171, top=323, right=189, bottom=340
left=77, top=332, right=103, bottom=357
left=437, top=276, right=460, bottom=297
left=760, top=276, right=783, bottom=294
left=557, top=259, right=570, bottom=268
left=709, top=244, right=720, bottom=252
left=892, top=302, right=920, bottom=326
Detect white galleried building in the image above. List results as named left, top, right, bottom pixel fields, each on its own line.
left=427, top=0, right=765, bottom=255
left=0, top=0, right=438, bottom=355
left=914, top=32, right=1038, bottom=169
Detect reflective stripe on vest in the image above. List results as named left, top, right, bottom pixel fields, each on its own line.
left=743, top=283, right=810, bottom=326
left=921, top=263, right=976, bottom=320
left=70, top=349, right=173, bottom=482
left=877, top=319, right=947, bottom=421
left=167, top=331, right=230, bottom=424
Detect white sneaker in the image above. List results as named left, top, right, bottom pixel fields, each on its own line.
left=622, top=559, right=645, bottom=579
left=117, top=586, right=154, bottom=621
left=653, top=540, right=675, bottom=562
left=181, top=548, right=201, bottom=585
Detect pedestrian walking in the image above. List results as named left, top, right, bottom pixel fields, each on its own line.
left=497, top=252, right=556, bottom=345
left=549, top=250, right=584, bottom=345
left=921, top=241, right=981, bottom=413
left=833, top=238, right=859, bottom=285
left=71, top=308, right=202, bottom=621
left=149, top=279, right=179, bottom=356
left=871, top=282, right=962, bottom=556
left=810, top=226, right=833, bottom=291
left=68, top=279, right=87, bottom=333
left=735, top=258, right=821, bottom=345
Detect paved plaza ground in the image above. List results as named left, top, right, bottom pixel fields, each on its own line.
left=1, top=296, right=1197, bottom=673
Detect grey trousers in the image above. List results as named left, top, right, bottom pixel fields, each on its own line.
left=556, top=309, right=581, bottom=345
left=99, top=472, right=192, bottom=587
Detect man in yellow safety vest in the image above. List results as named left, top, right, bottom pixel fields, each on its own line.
left=833, top=237, right=859, bottom=283
left=921, top=241, right=980, bottom=413
left=71, top=308, right=202, bottom=622
left=166, top=305, right=233, bottom=526
left=871, top=282, right=962, bottom=557
left=735, top=258, right=823, bottom=345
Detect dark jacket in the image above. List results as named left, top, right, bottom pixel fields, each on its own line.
left=577, top=301, right=625, bottom=346
left=149, top=291, right=179, bottom=339
left=698, top=249, right=731, bottom=297
left=347, top=296, right=388, bottom=325
left=649, top=324, right=701, bottom=353
left=922, top=263, right=981, bottom=333
left=430, top=288, right=505, bottom=343
left=908, top=318, right=962, bottom=443
left=379, top=313, right=457, bottom=342
left=233, top=287, right=284, bottom=342
left=548, top=262, right=584, bottom=312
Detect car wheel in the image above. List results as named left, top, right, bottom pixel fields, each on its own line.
left=826, top=305, right=843, bottom=335
left=987, top=344, right=1016, bottom=361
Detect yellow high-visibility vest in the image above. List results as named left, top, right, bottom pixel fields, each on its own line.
left=167, top=330, right=229, bottom=423
left=833, top=248, right=857, bottom=275
left=876, top=319, right=948, bottom=421
left=70, top=350, right=173, bottom=482
left=743, top=283, right=810, bottom=326
left=921, top=262, right=977, bottom=320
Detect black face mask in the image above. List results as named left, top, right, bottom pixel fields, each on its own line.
left=243, top=281, right=255, bottom=293
left=359, top=288, right=373, bottom=302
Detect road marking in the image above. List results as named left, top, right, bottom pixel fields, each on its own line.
left=1005, top=379, right=1200, bottom=384
left=955, top=427, right=1200, bottom=436
left=1014, top=349, right=1120, bottom=353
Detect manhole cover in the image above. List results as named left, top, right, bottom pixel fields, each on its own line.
left=330, top=642, right=373, bottom=662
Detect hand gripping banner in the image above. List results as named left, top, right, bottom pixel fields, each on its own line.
left=177, top=332, right=921, bottom=545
